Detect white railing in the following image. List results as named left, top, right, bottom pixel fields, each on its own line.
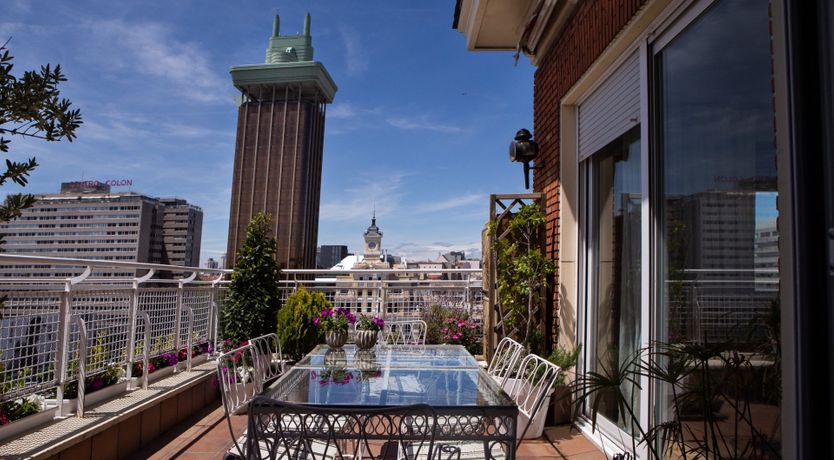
left=0, top=256, right=484, bottom=417
left=0, top=254, right=230, bottom=418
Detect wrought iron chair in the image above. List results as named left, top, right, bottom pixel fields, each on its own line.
left=382, top=320, right=427, bottom=345
left=250, top=333, right=285, bottom=385
left=247, top=397, right=439, bottom=460
left=216, top=343, right=264, bottom=458
left=486, top=337, right=525, bottom=387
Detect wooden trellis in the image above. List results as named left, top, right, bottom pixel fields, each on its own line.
left=483, top=193, right=547, bottom=360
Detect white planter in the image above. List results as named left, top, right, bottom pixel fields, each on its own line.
left=0, top=405, right=57, bottom=443
left=49, top=380, right=130, bottom=417
left=130, top=363, right=177, bottom=387
left=502, top=378, right=554, bottom=439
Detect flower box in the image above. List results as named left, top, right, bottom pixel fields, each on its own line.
left=49, top=380, right=130, bottom=417
left=0, top=405, right=57, bottom=443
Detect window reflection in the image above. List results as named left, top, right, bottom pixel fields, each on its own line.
left=656, top=0, right=781, bottom=456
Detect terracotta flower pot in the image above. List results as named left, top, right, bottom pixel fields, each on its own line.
left=355, top=330, right=378, bottom=350
left=325, top=330, right=348, bottom=350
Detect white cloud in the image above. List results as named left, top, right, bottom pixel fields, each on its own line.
left=340, top=27, right=369, bottom=76
left=320, top=172, right=408, bottom=222
left=388, top=240, right=482, bottom=261
left=84, top=19, right=226, bottom=104
left=386, top=115, right=465, bottom=134
left=415, top=193, right=485, bottom=213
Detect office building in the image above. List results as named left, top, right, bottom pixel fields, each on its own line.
left=0, top=182, right=203, bottom=277
left=226, top=13, right=337, bottom=270
left=316, top=245, right=348, bottom=269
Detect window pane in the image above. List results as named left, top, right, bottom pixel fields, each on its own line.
left=656, top=0, right=780, bottom=456
left=590, top=126, right=641, bottom=431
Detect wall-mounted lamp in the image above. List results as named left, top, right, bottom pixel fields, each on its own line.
left=508, top=128, right=540, bottom=189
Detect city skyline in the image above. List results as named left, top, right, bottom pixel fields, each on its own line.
left=0, top=1, right=535, bottom=265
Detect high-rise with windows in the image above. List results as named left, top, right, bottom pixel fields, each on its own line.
left=0, top=182, right=203, bottom=277
left=225, top=13, right=337, bottom=270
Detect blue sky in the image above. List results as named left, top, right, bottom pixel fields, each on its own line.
left=0, top=0, right=535, bottom=264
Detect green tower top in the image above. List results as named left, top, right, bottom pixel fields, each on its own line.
left=231, top=12, right=337, bottom=103
left=266, top=12, right=313, bottom=63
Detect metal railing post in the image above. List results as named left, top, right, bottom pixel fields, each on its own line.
left=186, top=306, right=194, bottom=372
left=141, top=312, right=150, bottom=390
left=74, top=316, right=87, bottom=418
left=54, top=288, right=70, bottom=418
left=173, top=272, right=196, bottom=372
left=379, top=280, right=387, bottom=319
left=126, top=269, right=154, bottom=388
left=55, top=265, right=91, bottom=418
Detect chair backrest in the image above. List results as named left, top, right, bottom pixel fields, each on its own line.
left=247, top=397, right=438, bottom=460
left=383, top=320, right=427, bottom=345
left=250, top=333, right=285, bottom=384
left=216, top=343, right=262, bottom=456
left=505, top=353, right=561, bottom=439
left=487, top=337, right=525, bottom=387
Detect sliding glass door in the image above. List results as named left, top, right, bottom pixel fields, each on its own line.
left=584, top=126, right=642, bottom=435
left=654, top=0, right=781, bottom=456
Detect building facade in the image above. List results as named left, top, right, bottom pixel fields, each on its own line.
left=225, top=13, right=337, bottom=270
left=316, top=244, right=348, bottom=269
left=159, top=198, right=203, bottom=267
left=456, top=0, right=834, bottom=457
left=0, top=182, right=203, bottom=277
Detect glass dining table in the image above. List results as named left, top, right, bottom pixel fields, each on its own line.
left=262, top=344, right=518, bottom=459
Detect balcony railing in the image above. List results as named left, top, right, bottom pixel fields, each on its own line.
left=0, top=254, right=229, bottom=417
left=0, top=256, right=484, bottom=417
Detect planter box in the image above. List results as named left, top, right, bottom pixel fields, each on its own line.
left=0, top=405, right=58, bottom=443
left=51, top=380, right=130, bottom=417
left=503, top=378, right=554, bottom=439
left=130, top=362, right=176, bottom=386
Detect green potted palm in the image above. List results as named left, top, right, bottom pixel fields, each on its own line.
left=547, top=344, right=581, bottom=425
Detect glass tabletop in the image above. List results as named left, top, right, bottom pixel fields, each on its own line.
left=294, top=344, right=481, bottom=369
left=266, top=344, right=514, bottom=409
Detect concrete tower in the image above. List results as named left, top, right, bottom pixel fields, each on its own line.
left=226, top=13, right=337, bottom=269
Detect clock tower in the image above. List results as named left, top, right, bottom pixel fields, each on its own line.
left=363, top=212, right=382, bottom=260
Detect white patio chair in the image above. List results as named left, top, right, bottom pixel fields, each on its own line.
left=486, top=336, right=525, bottom=387
left=216, top=343, right=263, bottom=458
left=250, top=333, right=285, bottom=385
left=431, top=353, right=561, bottom=459
left=383, top=319, right=427, bottom=345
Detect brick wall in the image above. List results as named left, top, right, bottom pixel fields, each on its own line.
left=533, top=0, right=647, bottom=338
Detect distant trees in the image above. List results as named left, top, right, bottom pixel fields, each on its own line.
left=0, top=42, right=82, bottom=245
left=221, top=212, right=282, bottom=343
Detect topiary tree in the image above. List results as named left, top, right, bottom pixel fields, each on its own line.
left=276, top=286, right=328, bottom=361
left=222, top=212, right=281, bottom=343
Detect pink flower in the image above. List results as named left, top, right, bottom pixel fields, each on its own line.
left=313, top=317, right=320, bottom=326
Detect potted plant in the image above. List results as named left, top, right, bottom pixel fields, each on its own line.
left=314, top=307, right=356, bottom=350
left=355, top=314, right=384, bottom=350
left=547, top=344, right=581, bottom=425
left=442, top=317, right=483, bottom=355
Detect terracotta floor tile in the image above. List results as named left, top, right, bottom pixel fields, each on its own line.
left=517, top=441, right=561, bottom=456
left=564, top=450, right=608, bottom=460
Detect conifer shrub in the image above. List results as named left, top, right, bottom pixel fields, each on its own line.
left=276, top=286, right=328, bottom=361
left=222, top=212, right=281, bottom=343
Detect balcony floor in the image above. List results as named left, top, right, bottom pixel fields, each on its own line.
left=128, top=402, right=605, bottom=460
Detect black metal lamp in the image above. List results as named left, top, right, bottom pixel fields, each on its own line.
left=508, top=128, right=539, bottom=189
